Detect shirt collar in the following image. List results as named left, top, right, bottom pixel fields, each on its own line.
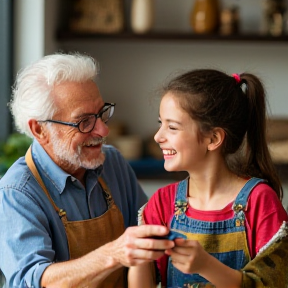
left=31, top=139, right=103, bottom=194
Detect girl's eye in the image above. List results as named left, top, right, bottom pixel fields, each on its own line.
left=169, top=125, right=177, bottom=130
left=158, top=120, right=162, bottom=126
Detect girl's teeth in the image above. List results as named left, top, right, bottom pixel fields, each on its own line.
left=163, top=149, right=176, bottom=155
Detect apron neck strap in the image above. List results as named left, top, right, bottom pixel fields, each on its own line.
left=98, top=177, right=114, bottom=208
left=25, top=146, right=65, bottom=217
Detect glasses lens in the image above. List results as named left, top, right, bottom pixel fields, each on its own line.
left=78, top=104, right=114, bottom=133
left=101, top=105, right=114, bottom=123
left=79, top=115, right=96, bottom=133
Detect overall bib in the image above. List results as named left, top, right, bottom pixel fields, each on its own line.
left=25, top=147, right=126, bottom=288
left=167, top=177, right=264, bottom=288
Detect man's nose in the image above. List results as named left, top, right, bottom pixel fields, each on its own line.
left=91, top=118, right=110, bottom=137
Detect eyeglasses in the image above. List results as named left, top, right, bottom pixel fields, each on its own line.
left=39, top=103, right=115, bottom=134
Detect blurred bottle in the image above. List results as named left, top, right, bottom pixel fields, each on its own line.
left=190, top=0, right=220, bottom=34
left=261, top=0, right=286, bottom=36
left=131, top=0, right=154, bottom=34
left=219, top=6, right=240, bottom=35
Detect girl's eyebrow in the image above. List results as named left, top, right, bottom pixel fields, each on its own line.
left=163, top=118, right=183, bottom=125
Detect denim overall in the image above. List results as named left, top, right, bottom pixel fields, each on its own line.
left=167, top=177, right=265, bottom=288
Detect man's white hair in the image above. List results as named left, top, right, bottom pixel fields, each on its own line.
left=9, top=52, right=99, bottom=138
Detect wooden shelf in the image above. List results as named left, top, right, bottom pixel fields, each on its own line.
left=56, top=30, right=288, bottom=43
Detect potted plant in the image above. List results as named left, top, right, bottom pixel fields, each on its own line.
left=0, top=133, right=32, bottom=176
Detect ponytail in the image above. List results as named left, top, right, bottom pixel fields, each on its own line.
left=241, top=73, right=283, bottom=200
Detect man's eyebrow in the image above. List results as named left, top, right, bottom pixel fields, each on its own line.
left=73, top=104, right=106, bottom=119
left=71, top=113, right=95, bottom=121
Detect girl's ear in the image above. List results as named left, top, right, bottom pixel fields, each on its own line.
left=28, top=119, right=48, bottom=144
left=207, top=128, right=226, bottom=151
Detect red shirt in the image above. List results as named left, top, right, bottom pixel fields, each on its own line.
left=142, top=181, right=288, bottom=286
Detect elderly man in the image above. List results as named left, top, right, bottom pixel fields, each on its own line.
left=0, top=52, right=174, bottom=288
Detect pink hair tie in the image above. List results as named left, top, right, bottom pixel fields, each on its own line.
left=232, top=73, right=241, bottom=83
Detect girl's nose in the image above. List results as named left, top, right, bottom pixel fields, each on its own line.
left=154, top=128, right=164, bottom=144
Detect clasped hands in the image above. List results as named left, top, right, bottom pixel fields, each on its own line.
left=111, top=224, right=209, bottom=275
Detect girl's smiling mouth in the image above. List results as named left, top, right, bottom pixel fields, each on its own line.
left=162, top=149, right=177, bottom=156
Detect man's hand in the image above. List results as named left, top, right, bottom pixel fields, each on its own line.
left=110, top=225, right=175, bottom=267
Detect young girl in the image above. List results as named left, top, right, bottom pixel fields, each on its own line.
left=128, top=69, right=288, bottom=288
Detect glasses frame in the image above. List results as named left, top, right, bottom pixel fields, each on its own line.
left=38, top=102, right=115, bottom=134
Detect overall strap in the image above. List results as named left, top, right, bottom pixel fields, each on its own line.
left=173, top=179, right=189, bottom=221
left=233, top=177, right=266, bottom=213
left=175, top=179, right=189, bottom=202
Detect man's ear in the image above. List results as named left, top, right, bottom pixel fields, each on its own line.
left=28, top=119, right=48, bottom=144
left=207, top=128, right=226, bottom=151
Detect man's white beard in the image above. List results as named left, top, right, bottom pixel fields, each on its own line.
left=49, top=129, right=105, bottom=171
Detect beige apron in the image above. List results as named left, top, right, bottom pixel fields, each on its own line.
left=25, top=147, right=126, bottom=287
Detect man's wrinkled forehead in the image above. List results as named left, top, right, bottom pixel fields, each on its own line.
left=52, top=80, right=104, bottom=118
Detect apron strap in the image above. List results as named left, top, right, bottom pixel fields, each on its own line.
left=98, top=177, right=114, bottom=208
left=25, top=146, right=65, bottom=218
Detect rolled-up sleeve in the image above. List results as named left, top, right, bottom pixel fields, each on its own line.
left=0, top=187, right=54, bottom=288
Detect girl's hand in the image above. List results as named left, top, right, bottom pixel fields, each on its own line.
left=165, top=238, right=210, bottom=274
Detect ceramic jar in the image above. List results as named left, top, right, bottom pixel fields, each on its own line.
left=190, top=0, right=220, bottom=34
left=131, top=0, right=154, bottom=34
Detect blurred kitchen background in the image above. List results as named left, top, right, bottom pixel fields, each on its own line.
left=1, top=0, right=288, bottom=206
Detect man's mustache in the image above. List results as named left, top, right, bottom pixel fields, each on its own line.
left=81, top=137, right=107, bottom=147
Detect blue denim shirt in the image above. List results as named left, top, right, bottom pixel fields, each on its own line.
left=0, top=140, right=147, bottom=288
